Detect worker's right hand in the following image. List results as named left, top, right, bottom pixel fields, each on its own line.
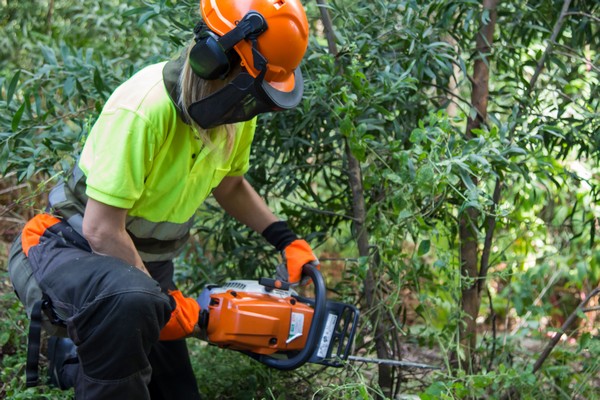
left=276, top=239, right=320, bottom=286
left=159, top=290, right=201, bottom=341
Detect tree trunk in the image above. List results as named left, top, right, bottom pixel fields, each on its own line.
left=345, top=141, right=393, bottom=397
left=458, top=0, right=499, bottom=370
left=458, top=207, right=481, bottom=369
left=316, top=1, right=394, bottom=396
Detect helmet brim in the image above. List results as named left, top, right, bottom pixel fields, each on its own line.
left=261, top=67, right=304, bottom=110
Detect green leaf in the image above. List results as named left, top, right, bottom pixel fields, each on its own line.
left=138, top=10, right=158, bottom=26
left=123, top=6, right=153, bottom=17
left=503, top=146, right=527, bottom=157
left=482, top=9, right=491, bottom=24
left=0, top=331, right=10, bottom=346
left=41, top=45, right=58, bottom=65
left=26, top=162, right=35, bottom=179
left=458, top=168, right=476, bottom=190
left=11, top=102, right=26, bottom=132
left=6, top=70, right=21, bottom=107
left=93, top=68, right=105, bottom=94
left=417, top=240, right=431, bottom=256
left=339, top=117, right=354, bottom=137
left=63, top=76, right=76, bottom=97
left=0, top=141, right=9, bottom=174
left=468, top=154, right=491, bottom=169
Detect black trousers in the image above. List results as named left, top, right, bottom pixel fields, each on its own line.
left=9, top=229, right=201, bottom=399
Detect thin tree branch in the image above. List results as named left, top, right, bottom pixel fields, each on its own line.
left=478, top=177, right=502, bottom=293
left=502, top=287, right=600, bottom=400
left=582, top=306, right=600, bottom=313
left=526, top=0, right=572, bottom=96
left=564, top=11, right=600, bottom=23
left=0, top=183, right=28, bottom=196
left=486, top=286, right=497, bottom=371
left=532, top=287, right=600, bottom=373
left=505, top=0, right=573, bottom=145
left=46, top=0, right=55, bottom=32
left=510, top=268, right=562, bottom=335
left=316, top=0, right=338, bottom=55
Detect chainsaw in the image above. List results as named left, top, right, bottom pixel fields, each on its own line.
left=197, top=264, right=359, bottom=370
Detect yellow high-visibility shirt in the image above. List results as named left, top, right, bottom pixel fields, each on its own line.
left=80, top=62, right=256, bottom=224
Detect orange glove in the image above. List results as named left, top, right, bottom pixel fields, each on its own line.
left=276, top=239, right=320, bottom=285
left=159, top=290, right=201, bottom=341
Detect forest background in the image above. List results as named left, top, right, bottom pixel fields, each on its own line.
left=0, top=0, right=598, bottom=399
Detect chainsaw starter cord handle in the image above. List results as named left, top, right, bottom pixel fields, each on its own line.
left=256, top=263, right=326, bottom=370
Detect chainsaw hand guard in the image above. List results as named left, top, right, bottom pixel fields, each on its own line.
left=255, top=263, right=327, bottom=370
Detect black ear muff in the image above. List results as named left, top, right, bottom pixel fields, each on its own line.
left=189, top=25, right=232, bottom=80
left=188, top=12, right=268, bottom=80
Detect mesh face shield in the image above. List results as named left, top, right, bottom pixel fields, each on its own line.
left=187, top=66, right=303, bottom=130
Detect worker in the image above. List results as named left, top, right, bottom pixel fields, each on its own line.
left=7, top=0, right=317, bottom=398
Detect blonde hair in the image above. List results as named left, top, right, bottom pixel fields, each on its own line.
left=178, top=43, right=239, bottom=154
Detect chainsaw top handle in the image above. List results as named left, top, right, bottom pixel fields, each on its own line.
left=255, top=263, right=326, bottom=370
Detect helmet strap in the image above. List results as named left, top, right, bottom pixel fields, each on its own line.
left=216, top=11, right=267, bottom=53
left=250, top=37, right=268, bottom=73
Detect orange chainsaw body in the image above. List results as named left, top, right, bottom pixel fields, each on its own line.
left=206, top=289, right=314, bottom=355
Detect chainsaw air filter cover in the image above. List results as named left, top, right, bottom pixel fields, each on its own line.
left=205, top=280, right=315, bottom=355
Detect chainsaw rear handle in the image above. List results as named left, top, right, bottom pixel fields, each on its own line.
left=255, top=263, right=326, bottom=370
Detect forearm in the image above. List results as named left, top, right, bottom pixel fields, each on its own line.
left=87, top=228, right=145, bottom=269
left=83, top=197, right=149, bottom=275
left=212, top=177, right=278, bottom=233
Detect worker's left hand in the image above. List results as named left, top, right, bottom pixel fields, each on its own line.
left=159, top=290, right=201, bottom=341
left=276, top=239, right=320, bottom=286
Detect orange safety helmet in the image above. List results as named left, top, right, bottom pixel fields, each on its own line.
left=200, top=0, right=309, bottom=93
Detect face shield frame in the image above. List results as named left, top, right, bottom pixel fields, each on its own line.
left=187, top=13, right=304, bottom=129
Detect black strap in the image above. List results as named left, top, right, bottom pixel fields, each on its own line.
left=250, top=38, right=268, bottom=73
left=26, top=300, right=44, bottom=387
left=218, top=11, right=267, bottom=51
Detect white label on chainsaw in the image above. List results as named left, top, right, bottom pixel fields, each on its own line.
left=287, top=312, right=304, bottom=343
left=317, top=313, right=337, bottom=358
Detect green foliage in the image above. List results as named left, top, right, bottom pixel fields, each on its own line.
left=421, top=364, right=538, bottom=399
left=421, top=338, right=600, bottom=400
left=189, top=343, right=287, bottom=400
left=0, top=0, right=191, bottom=181
left=189, top=343, right=378, bottom=399
left=1, top=0, right=599, bottom=398
left=0, top=279, right=73, bottom=399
